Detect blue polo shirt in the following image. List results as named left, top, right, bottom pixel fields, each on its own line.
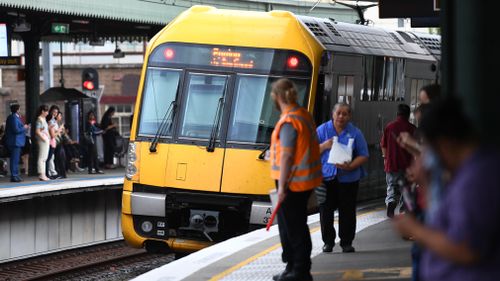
left=316, top=120, right=369, bottom=183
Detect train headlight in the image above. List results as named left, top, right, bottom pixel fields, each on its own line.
left=141, top=221, right=153, bottom=233
left=204, top=215, right=218, bottom=228
left=126, top=142, right=139, bottom=180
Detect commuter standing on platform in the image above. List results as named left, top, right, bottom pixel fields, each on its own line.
left=46, top=105, right=60, bottom=179
left=316, top=103, right=369, bottom=253
left=394, top=98, right=500, bottom=281
left=85, top=111, right=104, bottom=174
left=100, top=107, right=118, bottom=169
left=5, top=103, right=28, bottom=182
left=381, top=104, right=416, bottom=218
left=270, top=78, right=322, bottom=281
left=35, top=105, right=50, bottom=181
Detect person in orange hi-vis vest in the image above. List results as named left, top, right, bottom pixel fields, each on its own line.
left=269, top=78, right=322, bottom=281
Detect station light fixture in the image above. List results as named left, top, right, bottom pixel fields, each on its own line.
left=113, top=40, right=125, bottom=59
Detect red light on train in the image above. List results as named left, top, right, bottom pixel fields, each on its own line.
left=164, top=48, right=175, bottom=60
left=287, top=56, right=299, bottom=68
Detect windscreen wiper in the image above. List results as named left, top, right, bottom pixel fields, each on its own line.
left=206, top=97, right=224, bottom=152
left=258, top=145, right=270, bottom=160
left=149, top=100, right=176, bottom=152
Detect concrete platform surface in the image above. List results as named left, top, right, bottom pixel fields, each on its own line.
left=133, top=206, right=412, bottom=281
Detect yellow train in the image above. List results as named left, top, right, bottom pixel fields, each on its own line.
left=121, top=6, right=439, bottom=252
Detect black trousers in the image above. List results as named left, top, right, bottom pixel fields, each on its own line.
left=318, top=179, right=359, bottom=247
left=103, top=134, right=116, bottom=165
left=87, top=143, right=99, bottom=172
left=54, top=144, right=66, bottom=178
left=276, top=184, right=312, bottom=274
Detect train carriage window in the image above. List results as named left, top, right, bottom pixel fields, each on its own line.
left=395, top=59, right=406, bottom=101
left=227, top=76, right=308, bottom=144
left=179, top=74, right=228, bottom=139
left=337, top=75, right=354, bottom=104
left=138, top=68, right=181, bottom=136
left=361, top=56, right=405, bottom=102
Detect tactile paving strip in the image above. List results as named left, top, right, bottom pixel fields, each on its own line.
left=220, top=210, right=387, bottom=281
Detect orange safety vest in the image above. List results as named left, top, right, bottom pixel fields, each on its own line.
left=270, top=105, right=322, bottom=192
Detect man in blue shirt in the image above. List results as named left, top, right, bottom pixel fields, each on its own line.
left=5, top=104, right=27, bottom=182
left=316, top=103, right=369, bottom=253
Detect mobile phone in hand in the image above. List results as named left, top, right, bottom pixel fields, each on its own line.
left=398, top=179, right=415, bottom=213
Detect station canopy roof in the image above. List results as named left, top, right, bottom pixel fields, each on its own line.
left=0, top=0, right=362, bottom=43
left=0, top=0, right=182, bottom=42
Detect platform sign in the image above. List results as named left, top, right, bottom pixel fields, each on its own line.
left=51, top=23, right=69, bottom=34
left=0, top=56, right=21, bottom=65
left=379, top=0, right=439, bottom=18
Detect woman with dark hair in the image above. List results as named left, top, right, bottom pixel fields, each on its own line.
left=100, top=107, right=118, bottom=169
left=46, top=105, right=61, bottom=179
left=54, top=112, right=67, bottom=178
left=35, top=105, right=50, bottom=181
left=85, top=111, right=104, bottom=174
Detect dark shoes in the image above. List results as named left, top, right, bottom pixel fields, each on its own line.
left=387, top=202, right=396, bottom=218
left=88, top=170, right=105, bottom=174
left=10, top=177, right=22, bottom=182
left=322, top=243, right=334, bottom=253
left=341, top=245, right=355, bottom=253
left=275, top=272, right=313, bottom=281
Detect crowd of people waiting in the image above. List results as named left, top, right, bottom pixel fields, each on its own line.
left=0, top=103, right=122, bottom=182
left=270, top=78, right=500, bottom=281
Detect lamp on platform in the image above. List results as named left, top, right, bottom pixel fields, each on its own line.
left=113, top=40, right=125, bottom=59
left=12, top=18, right=31, bottom=32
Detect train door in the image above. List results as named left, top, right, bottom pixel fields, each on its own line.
left=164, top=72, right=230, bottom=192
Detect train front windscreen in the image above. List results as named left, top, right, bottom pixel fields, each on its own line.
left=137, top=43, right=312, bottom=145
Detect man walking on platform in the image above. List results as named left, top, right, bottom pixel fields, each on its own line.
left=270, top=78, right=322, bottom=281
left=5, top=103, right=28, bottom=182
left=381, top=104, right=416, bottom=218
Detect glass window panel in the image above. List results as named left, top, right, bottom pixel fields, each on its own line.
left=395, top=59, right=406, bottom=101
left=361, top=57, right=373, bottom=101
left=227, top=76, right=309, bottom=144
left=385, top=58, right=395, bottom=101
left=346, top=76, right=354, bottom=104
left=179, top=74, right=228, bottom=139
left=338, top=76, right=346, bottom=103
left=138, top=68, right=181, bottom=136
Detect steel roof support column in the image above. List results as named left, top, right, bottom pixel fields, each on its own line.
left=443, top=0, right=500, bottom=145
left=21, top=32, right=41, bottom=176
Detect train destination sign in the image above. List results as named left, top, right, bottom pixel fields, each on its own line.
left=210, top=48, right=255, bottom=69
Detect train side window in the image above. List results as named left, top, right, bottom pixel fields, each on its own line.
left=361, top=56, right=373, bottom=101
left=337, top=75, right=354, bottom=104
left=395, top=59, right=406, bottom=101
left=361, top=56, right=405, bottom=102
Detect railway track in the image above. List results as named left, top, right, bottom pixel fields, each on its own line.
left=0, top=241, right=174, bottom=281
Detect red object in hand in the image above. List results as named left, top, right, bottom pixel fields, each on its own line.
left=266, top=201, right=281, bottom=231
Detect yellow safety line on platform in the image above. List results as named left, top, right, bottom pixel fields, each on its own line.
left=342, top=269, right=364, bottom=279
left=209, top=208, right=384, bottom=281
left=209, top=242, right=281, bottom=281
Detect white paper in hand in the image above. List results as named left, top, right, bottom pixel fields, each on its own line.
left=327, top=136, right=354, bottom=164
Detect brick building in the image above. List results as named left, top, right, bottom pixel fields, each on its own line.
left=0, top=63, right=141, bottom=137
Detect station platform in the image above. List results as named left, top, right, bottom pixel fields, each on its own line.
left=0, top=169, right=124, bottom=203
left=133, top=206, right=412, bottom=281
